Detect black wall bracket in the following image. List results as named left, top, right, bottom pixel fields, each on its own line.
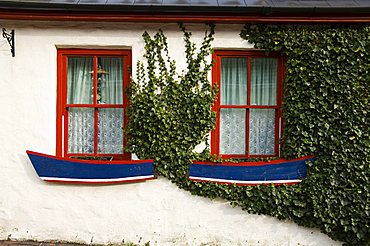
left=2, top=28, right=15, bottom=57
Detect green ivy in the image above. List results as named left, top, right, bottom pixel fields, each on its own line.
left=240, top=25, right=370, bottom=245
left=126, top=24, right=217, bottom=182
left=126, top=24, right=370, bottom=245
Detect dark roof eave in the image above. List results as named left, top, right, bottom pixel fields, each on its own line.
left=2, top=1, right=370, bottom=15
left=2, top=2, right=370, bottom=23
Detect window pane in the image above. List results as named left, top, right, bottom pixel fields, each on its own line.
left=220, top=108, right=246, bottom=155
left=98, top=57, right=124, bottom=104
left=67, top=57, right=94, bottom=104
left=250, top=58, right=277, bottom=106
left=221, top=58, right=247, bottom=105
left=68, top=108, right=94, bottom=154
left=98, top=108, right=124, bottom=154
left=249, top=109, right=275, bottom=155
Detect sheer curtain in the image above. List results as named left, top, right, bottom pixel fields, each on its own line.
left=99, top=57, right=123, bottom=104
left=220, top=58, right=247, bottom=154
left=67, top=57, right=94, bottom=153
left=249, top=58, right=277, bottom=155
left=67, top=56, right=124, bottom=154
left=67, top=57, right=93, bottom=104
left=98, top=57, right=124, bottom=154
left=219, top=57, right=277, bottom=155
left=221, top=58, right=247, bottom=105
left=250, top=58, right=277, bottom=105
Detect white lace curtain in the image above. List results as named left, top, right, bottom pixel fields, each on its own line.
left=220, top=57, right=277, bottom=155
left=67, top=57, right=124, bottom=154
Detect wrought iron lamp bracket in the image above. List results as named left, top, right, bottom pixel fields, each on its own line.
left=2, top=28, right=15, bottom=57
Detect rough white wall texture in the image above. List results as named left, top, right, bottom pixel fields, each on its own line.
left=0, top=21, right=341, bottom=245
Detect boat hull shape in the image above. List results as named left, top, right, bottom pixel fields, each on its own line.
left=27, top=150, right=155, bottom=184
left=189, top=156, right=314, bottom=186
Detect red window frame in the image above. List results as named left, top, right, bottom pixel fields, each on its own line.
left=56, top=49, right=131, bottom=160
left=211, top=50, right=284, bottom=158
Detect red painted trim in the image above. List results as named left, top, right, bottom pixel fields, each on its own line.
left=273, top=57, right=280, bottom=156
left=188, top=178, right=301, bottom=186
left=2, top=10, right=370, bottom=23
left=56, top=49, right=132, bottom=160
left=273, top=109, right=279, bottom=155
left=63, top=109, right=69, bottom=157
left=219, top=105, right=279, bottom=109
left=192, top=155, right=315, bottom=167
left=93, top=56, right=98, bottom=155
left=214, top=51, right=282, bottom=57
left=93, top=56, right=98, bottom=106
left=211, top=50, right=284, bottom=158
left=278, top=56, right=286, bottom=156
left=276, top=55, right=284, bottom=155
left=122, top=52, right=132, bottom=160
left=56, top=50, right=63, bottom=157
left=42, top=177, right=155, bottom=185
left=245, top=57, right=251, bottom=155
left=27, top=150, right=153, bottom=164
left=65, top=104, right=124, bottom=108
left=66, top=153, right=127, bottom=158
left=245, top=108, right=250, bottom=156
left=123, top=53, right=131, bottom=108
left=62, top=55, right=69, bottom=158
left=58, top=50, right=131, bottom=56
left=220, top=153, right=278, bottom=158
left=93, top=107, right=98, bottom=155
left=211, top=52, right=220, bottom=156
left=246, top=57, right=251, bottom=106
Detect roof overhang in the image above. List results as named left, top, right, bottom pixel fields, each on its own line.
left=1, top=1, right=370, bottom=23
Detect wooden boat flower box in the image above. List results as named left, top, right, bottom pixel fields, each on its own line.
left=189, top=156, right=314, bottom=186
left=27, top=150, right=155, bottom=184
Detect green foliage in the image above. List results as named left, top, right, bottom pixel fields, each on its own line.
left=126, top=24, right=217, bottom=182
left=126, top=24, right=370, bottom=246
left=241, top=24, right=370, bottom=245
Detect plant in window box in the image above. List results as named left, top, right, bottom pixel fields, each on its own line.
left=70, top=155, right=113, bottom=161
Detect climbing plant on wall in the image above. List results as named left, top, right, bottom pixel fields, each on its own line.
left=126, top=24, right=370, bottom=245
left=126, top=24, right=217, bottom=182
left=240, top=24, right=370, bottom=245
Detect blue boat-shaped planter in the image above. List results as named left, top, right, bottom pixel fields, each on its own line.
left=26, top=150, right=155, bottom=184
left=189, top=156, right=314, bottom=186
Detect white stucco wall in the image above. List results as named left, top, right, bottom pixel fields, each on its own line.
left=0, top=21, right=341, bottom=245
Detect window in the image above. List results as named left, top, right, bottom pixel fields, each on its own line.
left=211, top=50, right=284, bottom=158
left=57, top=49, right=131, bottom=160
